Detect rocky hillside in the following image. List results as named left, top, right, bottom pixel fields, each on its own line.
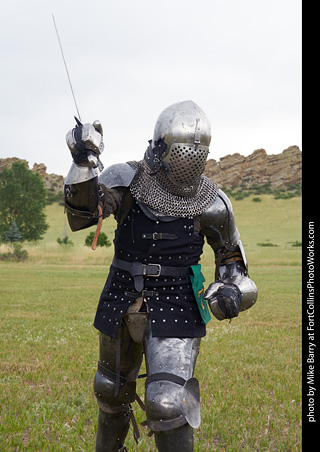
left=1, top=145, right=301, bottom=193
left=204, top=145, right=301, bottom=189
left=0, top=158, right=64, bottom=194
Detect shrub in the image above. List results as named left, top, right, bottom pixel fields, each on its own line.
left=46, top=190, right=64, bottom=205
left=57, top=236, right=74, bottom=246
left=0, top=243, right=28, bottom=261
left=234, top=191, right=250, bottom=201
left=85, top=231, right=111, bottom=247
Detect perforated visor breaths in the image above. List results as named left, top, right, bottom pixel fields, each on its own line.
left=163, top=144, right=209, bottom=187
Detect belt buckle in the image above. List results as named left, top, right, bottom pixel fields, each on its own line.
left=147, top=263, right=161, bottom=277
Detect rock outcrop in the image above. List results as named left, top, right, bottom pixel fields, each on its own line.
left=0, top=158, right=64, bottom=194
left=204, top=145, right=301, bottom=189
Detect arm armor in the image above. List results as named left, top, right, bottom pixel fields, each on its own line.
left=200, top=189, right=240, bottom=255
left=200, top=190, right=258, bottom=320
left=64, top=162, right=136, bottom=231
left=64, top=164, right=101, bottom=231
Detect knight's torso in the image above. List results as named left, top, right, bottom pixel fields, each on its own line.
left=94, top=197, right=207, bottom=339
left=93, top=162, right=240, bottom=339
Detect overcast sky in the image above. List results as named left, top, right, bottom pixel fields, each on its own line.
left=1, top=0, right=301, bottom=177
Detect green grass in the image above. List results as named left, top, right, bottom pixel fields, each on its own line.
left=0, top=195, right=302, bottom=451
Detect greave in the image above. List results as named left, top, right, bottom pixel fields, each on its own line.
left=154, top=424, right=194, bottom=452
left=95, top=409, right=130, bottom=452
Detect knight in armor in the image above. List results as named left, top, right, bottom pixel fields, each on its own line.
left=64, top=100, right=258, bottom=452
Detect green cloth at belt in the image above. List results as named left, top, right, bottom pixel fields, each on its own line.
left=190, top=264, right=211, bottom=324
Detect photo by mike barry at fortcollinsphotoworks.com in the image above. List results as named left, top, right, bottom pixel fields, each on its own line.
left=304, top=220, right=317, bottom=435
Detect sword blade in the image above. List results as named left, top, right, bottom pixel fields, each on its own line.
left=52, top=13, right=82, bottom=121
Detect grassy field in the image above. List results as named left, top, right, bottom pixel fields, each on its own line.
left=0, top=194, right=302, bottom=451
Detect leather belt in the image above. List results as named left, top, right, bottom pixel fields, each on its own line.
left=112, top=257, right=192, bottom=292
left=141, top=232, right=177, bottom=240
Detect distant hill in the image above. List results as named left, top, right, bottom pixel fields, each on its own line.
left=204, top=145, right=301, bottom=189
left=0, top=145, right=301, bottom=193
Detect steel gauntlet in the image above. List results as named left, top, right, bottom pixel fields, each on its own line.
left=205, top=281, right=242, bottom=320
left=204, top=260, right=258, bottom=321
left=66, top=118, right=104, bottom=171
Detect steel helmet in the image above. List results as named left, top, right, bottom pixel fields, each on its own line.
left=145, top=100, right=211, bottom=187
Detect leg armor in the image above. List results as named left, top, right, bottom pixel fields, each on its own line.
left=93, top=326, right=144, bottom=452
left=155, top=424, right=194, bottom=452
left=143, top=326, right=201, bottom=452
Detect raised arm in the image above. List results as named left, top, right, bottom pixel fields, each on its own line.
left=64, top=119, right=105, bottom=231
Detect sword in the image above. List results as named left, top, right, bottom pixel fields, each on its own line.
left=52, top=14, right=104, bottom=169
left=52, top=13, right=82, bottom=123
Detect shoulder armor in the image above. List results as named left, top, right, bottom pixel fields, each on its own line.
left=200, top=189, right=240, bottom=251
left=98, top=163, right=136, bottom=189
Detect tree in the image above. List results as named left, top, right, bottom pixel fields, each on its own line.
left=0, top=162, right=49, bottom=242
left=4, top=221, right=23, bottom=243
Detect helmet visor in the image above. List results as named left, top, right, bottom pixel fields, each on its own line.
left=163, top=143, right=209, bottom=187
